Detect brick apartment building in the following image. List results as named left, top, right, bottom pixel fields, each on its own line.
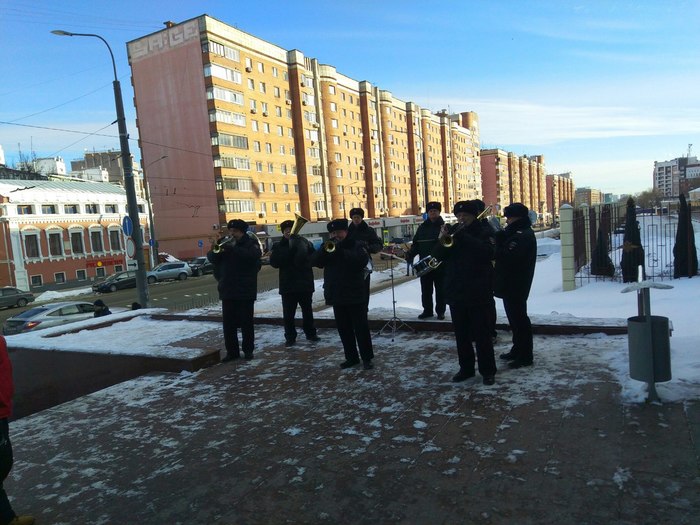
left=127, top=15, right=483, bottom=259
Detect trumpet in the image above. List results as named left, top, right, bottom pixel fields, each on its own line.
left=440, top=205, right=493, bottom=247
left=212, top=236, right=235, bottom=253
left=323, top=240, right=337, bottom=253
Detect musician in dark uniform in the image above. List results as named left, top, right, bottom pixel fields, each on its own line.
left=347, top=208, right=382, bottom=310
left=494, top=203, right=537, bottom=369
left=406, top=201, right=446, bottom=319
left=433, top=200, right=497, bottom=385
left=207, top=219, right=262, bottom=362
left=270, top=219, right=319, bottom=347
left=311, top=218, right=374, bottom=370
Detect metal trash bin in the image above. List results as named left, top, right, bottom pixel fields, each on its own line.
left=627, top=315, right=671, bottom=383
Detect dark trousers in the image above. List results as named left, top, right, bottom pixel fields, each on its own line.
left=222, top=299, right=255, bottom=357
left=0, top=419, right=16, bottom=525
left=333, top=303, right=374, bottom=363
left=282, top=292, right=317, bottom=342
left=364, top=276, right=371, bottom=311
left=503, top=297, right=533, bottom=363
left=449, top=302, right=497, bottom=377
left=420, top=271, right=446, bottom=316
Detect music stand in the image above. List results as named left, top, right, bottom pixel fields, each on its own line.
left=377, top=253, right=414, bottom=341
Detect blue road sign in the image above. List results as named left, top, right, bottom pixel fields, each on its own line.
left=122, top=215, right=133, bottom=237
left=198, top=239, right=204, bottom=248
left=149, top=238, right=155, bottom=247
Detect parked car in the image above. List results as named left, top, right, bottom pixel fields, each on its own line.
left=0, top=287, right=35, bottom=309
left=2, top=301, right=97, bottom=335
left=92, top=271, right=137, bottom=293
left=188, top=257, right=214, bottom=277
left=145, top=261, right=192, bottom=283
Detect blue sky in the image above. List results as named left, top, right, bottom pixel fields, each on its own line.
left=1, top=0, right=699, bottom=195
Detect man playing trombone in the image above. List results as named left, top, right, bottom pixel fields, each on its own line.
left=432, top=201, right=497, bottom=385
left=270, top=217, right=320, bottom=347
left=207, top=219, right=262, bottom=362
left=406, top=201, right=446, bottom=320
left=311, top=219, right=374, bottom=370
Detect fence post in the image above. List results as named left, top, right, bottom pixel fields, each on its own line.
left=581, top=203, right=591, bottom=266
left=560, top=204, right=576, bottom=291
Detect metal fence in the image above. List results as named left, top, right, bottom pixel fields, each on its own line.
left=572, top=202, right=682, bottom=285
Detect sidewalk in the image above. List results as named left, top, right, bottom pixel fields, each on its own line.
left=7, top=323, right=700, bottom=524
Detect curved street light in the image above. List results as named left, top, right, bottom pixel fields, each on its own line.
left=51, top=29, right=149, bottom=307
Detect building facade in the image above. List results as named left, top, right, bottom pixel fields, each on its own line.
left=0, top=180, right=150, bottom=290
left=127, top=16, right=482, bottom=259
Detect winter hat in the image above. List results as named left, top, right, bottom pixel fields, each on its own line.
left=94, top=299, right=106, bottom=307
left=504, top=203, right=529, bottom=218
left=426, top=201, right=441, bottom=212
left=349, top=207, right=364, bottom=218
left=280, top=220, right=295, bottom=232
left=473, top=199, right=486, bottom=215
left=327, top=218, right=349, bottom=232
left=453, top=200, right=481, bottom=217
left=227, top=219, right=248, bottom=233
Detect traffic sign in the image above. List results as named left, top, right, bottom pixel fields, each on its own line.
left=122, top=215, right=133, bottom=237
left=149, top=238, right=155, bottom=247
left=198, top=239, right=204, bottom=248
left=126, top=237, right=136, bottom=258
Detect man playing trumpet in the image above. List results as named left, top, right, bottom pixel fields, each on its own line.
left=207, top=219, right=262, bottom=362
left=433, top=201, right=497, bottom=385
left=270, top=217, right=320, bottom=347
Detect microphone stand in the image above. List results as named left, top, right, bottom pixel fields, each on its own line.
left=378, top=253, right=414, bottom=341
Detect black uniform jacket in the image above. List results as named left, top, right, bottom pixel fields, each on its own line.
left=407, top=216, right=445, bottom=263
left=207, top=233, right=262, bottom=301
left=347, top=221, right=383, bottom=254
left=310, top=237, right=369, bottom=306
left=493, top=217, right=537, bottom=301
left=269, top=235, right=315, bottom=295
left=432, top=220, right=495, bottom=306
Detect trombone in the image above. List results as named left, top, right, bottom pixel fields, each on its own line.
left=212, top=236, right=235, bottom=253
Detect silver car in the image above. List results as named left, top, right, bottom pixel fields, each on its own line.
left=146, top=261, right=192, bottom=284
left=2, top=301, right=97, bottom=335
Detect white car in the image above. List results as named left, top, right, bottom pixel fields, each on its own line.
left=146, top=261, right=192, bottom=283
left=3, top=301, right=98, bottom=335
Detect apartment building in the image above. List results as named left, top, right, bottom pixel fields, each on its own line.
left=546, top=172, right=575, bottom=220
left=574, top=187, right=603, bottom=207
left=0, top=180, right=150, bottom=290
left=654, top=156, right=699, bottom=197
left=127, top=15, right=482, bottom=258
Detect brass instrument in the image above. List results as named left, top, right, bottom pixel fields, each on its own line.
left=212, top=236, right=235, bottom=253
left=323, top=240, right=337, bottom=253
left=289, top=213, right=309, bottom=236
left=440, top=205, right=493, bottom=247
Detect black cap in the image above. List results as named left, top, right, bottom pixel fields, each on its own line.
left=349, top=207, right=364, bottom=218
left=473, top=199, right=486, bottom=214
left=94, top=299, right=106, bottom=307
left=453, top=200, right=480, bottom=216
left=227, top=219, right=248, bottom=232
left=327, top=218, right=349, bottom=232
left=280, top=220, right=295, bottom=232
left=426, top=201, right=441, bottom=212
left=504, top=203, right=529, bottom=218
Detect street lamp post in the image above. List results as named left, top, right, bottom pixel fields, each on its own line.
left=411, top=132, right=429, bottom=213
left=52, top=29, right=149, bottom=307
left=142, top=155, right=168, bottom=267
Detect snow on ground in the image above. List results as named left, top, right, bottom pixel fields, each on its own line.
left=11, top=233, right=700, bottom=404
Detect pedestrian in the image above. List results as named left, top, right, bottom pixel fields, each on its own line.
left=1, top=336, right=36, bottom=525
left=406, top=201, right=446, bottom=319
left=433, top=200, right=497, bottom=385
left=494, top=202, right=537, bottom=369
left=346, top=208, right=382, bottom=310
left=270, top=219, right=320, bottom=347
left=207, top=219, right=262, bottom=362
left=311, top=218, right=374, bottom=370
left=93, top=299, right=111, bottom=318
left=131, top=302, right=142, bottom=311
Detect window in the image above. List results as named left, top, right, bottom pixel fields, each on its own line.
left=202, top=41, right=240, bottom=62
left=254, top=141, right=261, bottom=152
left=48, top=231, right=63, bottom=256
left=258, top=62, right=264, bottom=73
left=90, top=230, right=104, bottom=252
left=270, top=183, right=276, bottom=193
left=109, top=230, right=121, bottom=251
left=24, top=233, right=39, bottom=258
left=259, top=182, right=265, bottom=192
left=328, top=85, right=336, bottom=95
left=279, top=145, right=285, bottom=154
left=222, top=200, right=255, bottom=213
left=259, top=82, right=266, bottom=94
left=17, top=205, right=33, bottom=215
left=76, top=269, right=87, bottom=281
left=274, top=86, right=281, bottom=97
left=54, top=272, right=66, bottom=284
left=331, top=119, right=338, bottom=129
left=42, top=204, right=57, bottom=214
left=283, top=184, right=289, bottom=193
left=212, top=133, right=249, bottom=149
left=105, top=204, right=118, bottom=213
left=64, top=204, right=79, bottom=214
left=207, top=86, right=244, bottom=105
left=221, top=178, right=253, bottom=191
left=277, top=125, right=283, bottom=136
left=96, top=267, right=106, bottom=278
left=204, top=63, right=242, bottom=84
left=70, top=231, right=84, bottom=254
left=30, top=275, right=43, bottom=286
left=256, top=162, right=263, bottom=172
left=265, top=143, right=272, bottom=154
left=85, top=203, right=99, bottom=214
left=268, top=162, right=274, bottom=173
left=330, top=102, right=337, bottom=112
left=216, top=156, right=251, bottom=170
left=247, top=78, right=254, bottom=89
left=251, top=120, right=259, bottom=132
left=272, top=66, right=279, bottom=77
